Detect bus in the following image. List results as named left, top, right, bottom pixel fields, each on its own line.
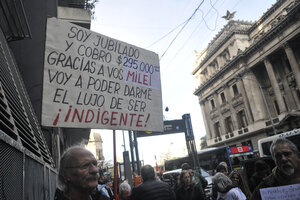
left=258, top=128, right=300, bottom=157
left=164, top=146, right=230, bottom=174
left=165, top=146, right=254, bottom=174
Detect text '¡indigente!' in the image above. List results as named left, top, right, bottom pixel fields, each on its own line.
left=52, top=106, right=151, bottom=128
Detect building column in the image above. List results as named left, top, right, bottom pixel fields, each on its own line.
left=284, top=43, right=300, bottom=91
left=242, top=71, right=267, bottom=121
left=217, top=56, right=224, bottom=69
left=200, top=101, right=212, bottom=140
left=208, top=102, right=218, bottom=139
left=264, top=58, right=287, bottom=113
left=224, top=86, right=239, bottom=130
left=236, top=79, right=254, bottom=124
left=215, top=93, right=225, bottom=136
left=200, top=73, right=206, bottom=84
left=278, top=56, right=297, bottom=110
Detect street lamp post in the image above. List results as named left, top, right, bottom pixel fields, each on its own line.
left=235, top=76, right=277, bottom=135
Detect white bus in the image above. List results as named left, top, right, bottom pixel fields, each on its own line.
left=258, top=128, right=300, bottom=157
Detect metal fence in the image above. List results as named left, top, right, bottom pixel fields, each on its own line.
left=0, top=138, right=57, bottom=200
left=0, top=22, right=57, bottom=199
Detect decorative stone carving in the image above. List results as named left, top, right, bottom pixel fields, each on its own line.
left=232, top=96, right=244, bottom=108
left=221, top=107, right=230, bottom=114
left=287, top=73, right=296, bottom=88
left=268, top=87, right=274, bottom=96
left=211, top=113, right=219, bottom=120
left=278, top=82, right=284, bottom=90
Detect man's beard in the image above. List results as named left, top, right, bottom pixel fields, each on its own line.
left=279, top=162, right=295, bottom=176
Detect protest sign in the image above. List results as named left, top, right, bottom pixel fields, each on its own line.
left=260, top=184, right=300, bottom=200
left=41, top=17, right=163, bottom=131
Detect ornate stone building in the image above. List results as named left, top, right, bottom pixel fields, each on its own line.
left=192, top=0, right=300, bottom=149
left=86, top=131, right=105, bottom=162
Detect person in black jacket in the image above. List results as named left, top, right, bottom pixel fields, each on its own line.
left=176, top=170, right=205, bottom=200
left=130, top=165, right=175, bottom=200
left=248, top=159, right=271, bottom=192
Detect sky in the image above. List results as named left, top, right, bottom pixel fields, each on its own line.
left=90, top=0, right=277, bottom=166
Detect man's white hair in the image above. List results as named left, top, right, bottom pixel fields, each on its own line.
left=58, top=144, right=87, bottom=192
left=119, top=181, right=131, bottom=194
left=212, top=172, right=232, bottom=192
left=270, top=138, right=299, bottom=160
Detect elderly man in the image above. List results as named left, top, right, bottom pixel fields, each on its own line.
left=117, top=181, right=131, bottom=200
left=250, top=138, right=300, bottom=200
left=131, top=165, right=175, bottom=200
left=54, top=146, right=99, bottom=200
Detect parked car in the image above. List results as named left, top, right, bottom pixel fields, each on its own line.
left=162, top=168, right=213, bottom=199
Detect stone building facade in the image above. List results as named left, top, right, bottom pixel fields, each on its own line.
left=192, top=0, right=300, bottom=150
left=86, top=131, right=105, bottom=162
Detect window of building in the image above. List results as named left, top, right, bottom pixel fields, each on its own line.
left=237, top=110, right=248, bottom=129
left=232, top=84, right=239, bottom=96
left=214, top=122, right=221, bottom=137
left=210, top=99, right=215, bottom=110
left=220, top=92, right=226, bottom=104
left=225, top=116, right=234, bottom=133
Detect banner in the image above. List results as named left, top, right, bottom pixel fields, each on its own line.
left=41, top=18, right=163, bottom=131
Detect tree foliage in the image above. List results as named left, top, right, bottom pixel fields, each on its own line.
left=200, top=135, right=207, bottom=150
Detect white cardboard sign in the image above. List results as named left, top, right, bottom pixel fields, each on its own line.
left=260, top=184, right=300, bottom=200
left=41, top=17, right=163, bottom=131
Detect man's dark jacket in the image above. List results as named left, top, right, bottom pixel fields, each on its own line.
left=250, top=167, right=298, bottom=200
left=175, top=183, right=205, bottom=200
left=130, top=179, right=175, bottom=200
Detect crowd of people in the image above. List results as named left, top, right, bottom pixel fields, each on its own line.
left=54, top=138, right=300, bottom=200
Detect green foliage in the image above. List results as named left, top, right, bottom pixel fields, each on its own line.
left=200, top=136, right=207, bottom=150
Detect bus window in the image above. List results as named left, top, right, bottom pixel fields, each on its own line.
left=261, top=141, right=272, bottom=156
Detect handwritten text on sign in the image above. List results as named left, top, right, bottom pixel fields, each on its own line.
left=260, top=184, right=300, bottom=200
left=41, top=18, right=163, bottom=131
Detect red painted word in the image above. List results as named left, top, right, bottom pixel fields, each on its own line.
left=52, top=106, right=150, bottom=128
